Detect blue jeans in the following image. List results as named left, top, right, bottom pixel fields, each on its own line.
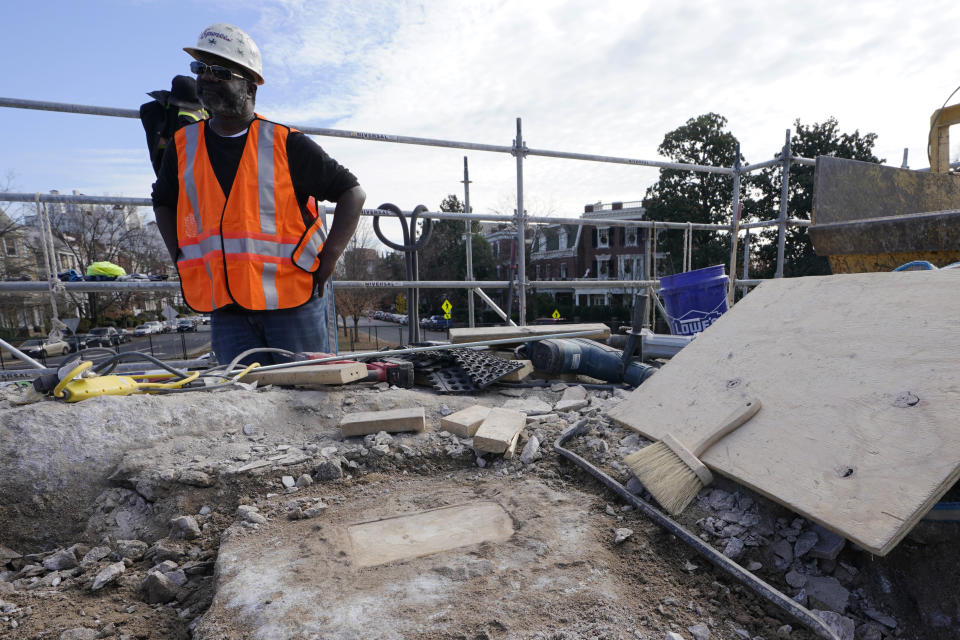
left=211, top=285, right=336, bottom=366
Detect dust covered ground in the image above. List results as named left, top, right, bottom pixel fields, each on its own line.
left=0, top=381, right=956, bottom=639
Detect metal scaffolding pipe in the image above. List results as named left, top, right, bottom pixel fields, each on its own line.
left=775, top=130, right=792, bottom=278
left=514, top=118, right=527, bottom=325
left=0, top=192, right=811, bottom=233
left=726, top=147, right=742, bottom=305
left=739, top=157, right=784, bottom=173
left=0, top=337, right=45, bottom=369
left=462, top=156, right=475, bottom=327
left=0, top=278, right=662, bottom=294
left=473, top=287, right=517, bottom=326
left=0, top=96, right=740, bottom=173
left=0, top=97, right=139, bottom=119
left=523, top=147, right=733, bottom=175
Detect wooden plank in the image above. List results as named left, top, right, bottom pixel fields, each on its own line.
left=501, top=360, right=534, bottom=382
left=607, top=271, right=960, bottom=556
left=246, top=363, right=367, bottom=387
left=448, top=323, right=610, bottom=344
left=441, top=405, right=492, bottom=438
left=348, top=501, right=514, bottom=568
left=340, top=408, right=426, bottom=438
left=473, top=408, right=525, bottom=454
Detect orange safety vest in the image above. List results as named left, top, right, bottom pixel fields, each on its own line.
left=174, top=116, right=327, bottom=312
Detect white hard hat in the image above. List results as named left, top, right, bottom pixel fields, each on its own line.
left=184, top=23, right=264, bottom=85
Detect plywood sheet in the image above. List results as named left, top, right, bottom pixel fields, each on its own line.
left=348, top=501, right=514, bottom=567
left=607, top=271, right=960, bottom=556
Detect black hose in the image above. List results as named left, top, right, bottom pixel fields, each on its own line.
left=91, top=350, right=190, bottom=378
left=553, top=421, right=840, bottom=640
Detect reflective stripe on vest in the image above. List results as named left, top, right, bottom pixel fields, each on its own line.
left=174, top=117, right=325, bottom=312
left=181, top=125, right=203, bottom=233
left=257, top=122, right=276, bottom=236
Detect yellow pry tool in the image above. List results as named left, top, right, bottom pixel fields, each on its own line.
left=53, top=361, right=200, bottom=402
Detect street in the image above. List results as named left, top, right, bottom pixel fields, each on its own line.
left=3, top=318, right=455, bottom=371
left=345, top=316, right=451, bottom=346
left=1, top=327, right=213, bottom=371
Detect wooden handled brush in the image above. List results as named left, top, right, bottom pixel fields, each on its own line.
left=624, top=399, right=761, bottom=515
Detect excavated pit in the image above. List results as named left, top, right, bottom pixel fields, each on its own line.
left=0, top=383, right=957, bottom=639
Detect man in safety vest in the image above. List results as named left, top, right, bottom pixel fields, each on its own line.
left=152, top=23, right=366, bottom=366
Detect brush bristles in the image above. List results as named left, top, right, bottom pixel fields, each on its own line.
left=624, top=442, right=704, bottom=515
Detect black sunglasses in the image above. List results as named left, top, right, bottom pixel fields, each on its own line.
left=190, top=60, right=247, bottom=82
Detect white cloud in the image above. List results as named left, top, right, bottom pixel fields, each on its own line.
left=238, top=0, right=960, bottom=222
left=7, top=0, right=957, bottom=229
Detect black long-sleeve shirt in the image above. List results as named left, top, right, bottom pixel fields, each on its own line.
left=151, top=121, right=359, bottom=213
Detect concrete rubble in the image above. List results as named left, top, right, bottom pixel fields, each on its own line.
left=0, top=378, right=954, bottom=639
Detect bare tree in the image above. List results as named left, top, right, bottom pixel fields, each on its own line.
left=334, top=222, right=383, bottom=344
left=35, top=199, right=169, bottom=324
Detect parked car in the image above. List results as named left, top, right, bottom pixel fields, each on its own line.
left=200, top=315, right=211, bottom=325
left=19, top=338, right=70, bottom=357
left=117, top=329, right=132, bottom=343
left=65, top=334, right=91, bottom=353
left=176, top=318, right=197, bottom=332
left=88, top=327, right=121, bottom=347
left=161, top=320, right=176, bottom=333
left=133, top=323, right=161, bottom=336
left=423, top=315, right=451, bottom=331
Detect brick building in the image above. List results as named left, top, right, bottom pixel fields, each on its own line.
left=529, top=201, right=668, bottom=308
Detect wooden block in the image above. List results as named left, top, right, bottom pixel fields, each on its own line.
left=473, top=408, right=525, bottom=454
left=340, top=407, right=426, bottom=437
left=441, top=405, right=492, bottom=438
left=501, top=360, right=533, bottom=382
left=246, top=363, right=367, bottom=387
left=449, top=323, right=610, bottom=344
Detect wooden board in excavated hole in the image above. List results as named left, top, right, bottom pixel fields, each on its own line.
left=192, top=473, right=734, bottom=640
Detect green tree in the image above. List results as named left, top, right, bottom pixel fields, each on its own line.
left=417, top=194, right=495, bottom=321
left=643, top=113, right=744, bottom=274
left=748, top=117, right=882, bottom=278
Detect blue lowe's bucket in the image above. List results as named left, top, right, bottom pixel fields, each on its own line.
left=659, top=265, right=729, bottom=336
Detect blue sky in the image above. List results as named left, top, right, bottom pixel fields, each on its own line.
left=2, top=1, right=959, bottom=229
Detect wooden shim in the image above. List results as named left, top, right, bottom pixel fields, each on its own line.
left=502, top=432, right=522, bottom=459
left=340, top=407, right=426, bottom=438
left=607, top=271, right=960, bottom=556
left=246, top=363, right=367, bottom=387
left=441, top=405, right=492, bottom=438
left=448, top=323, right=610, bottom=344
left=473, top=408, right=525, bottom=454
left=501, top=360, right=534, bottom=382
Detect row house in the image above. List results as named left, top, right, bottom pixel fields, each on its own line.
left=529, top=201, right=669, bottom=308
left=481, top=223, right=532, bottom=312
left=0, top=207, right=81, bottom=332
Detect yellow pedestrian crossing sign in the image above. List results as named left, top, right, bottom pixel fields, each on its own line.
left=443, top=312, right=451, bottom=319
left=441, top=299, right=452, bottom=313
left=552, top=309, right=561, bottom=319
